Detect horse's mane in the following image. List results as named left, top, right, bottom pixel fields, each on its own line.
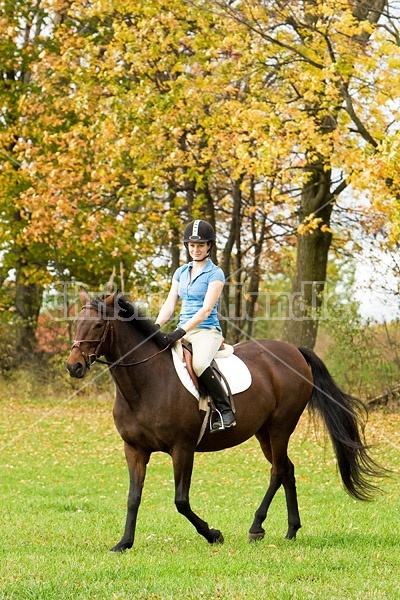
left=92, top=295, right=167, bottom=349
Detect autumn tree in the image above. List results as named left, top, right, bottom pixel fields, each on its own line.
left=207, top=0, right=400, bottom=346
left=90, top=0, right=297, bottom=340
left=0, top=0, right=50, bottom=354
left=29, top=0, right=291, bottom=341
left=1, top=0, right=399, bottom=358
left=0, top=1, right=169, bottom=354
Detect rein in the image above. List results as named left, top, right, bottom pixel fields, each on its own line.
left=72, top=304, right=171, bottom=369
left=95, top=344, right=171, bottom=368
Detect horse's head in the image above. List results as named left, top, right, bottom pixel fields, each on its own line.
left=66, top=286, right=168, bottom=378
left=66, top=287, right=115, bottom=378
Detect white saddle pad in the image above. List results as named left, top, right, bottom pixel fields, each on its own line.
left=172, top=345, right=252, bottom=400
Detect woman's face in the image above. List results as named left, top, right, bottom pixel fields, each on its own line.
left=188, top=242, right=211, bottom=262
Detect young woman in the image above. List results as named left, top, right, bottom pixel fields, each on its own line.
left=156, top=219, right=236, bottom=432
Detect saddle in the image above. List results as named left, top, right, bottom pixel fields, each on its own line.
left=172, top=340, right=251, bottom=444
left=181, top=339, right=235, bottom=413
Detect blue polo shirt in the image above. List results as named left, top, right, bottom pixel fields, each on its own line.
left=173, top=259, right=225, bottom=330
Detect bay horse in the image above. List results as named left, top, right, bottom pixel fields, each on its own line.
left=66, top=288, right=384, bottom=552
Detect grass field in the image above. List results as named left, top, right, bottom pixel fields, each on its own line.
left=1, top=373, right=399, bottom=599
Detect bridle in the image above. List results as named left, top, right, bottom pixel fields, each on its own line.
left=71, top=304, right=170, bottom=369
left=71, top=312, right=113, bottom=369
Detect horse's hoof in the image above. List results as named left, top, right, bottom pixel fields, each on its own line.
left=209, top=529, right=224, bottom=544
left=110, top=541, right=132, bottom=553
left=248, top=531, right=265, bottom=542
left=285, top=524, right=300, bottom=540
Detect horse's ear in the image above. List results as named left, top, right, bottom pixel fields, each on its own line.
left=105, top=292, right=116, bottom=307
left=79, top=286, right=90, bottom=306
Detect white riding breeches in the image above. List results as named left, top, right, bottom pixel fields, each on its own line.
left=182, top=327, right=223, bottom=376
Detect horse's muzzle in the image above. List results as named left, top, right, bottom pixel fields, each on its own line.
left=66, top=361, right=86, bottom=379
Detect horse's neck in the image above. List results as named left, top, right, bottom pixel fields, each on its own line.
left=108, top=334, right=171, bottom=411
left=108, top=324, right=148, bottom=362
left=106, top=325, right=169, bottom=385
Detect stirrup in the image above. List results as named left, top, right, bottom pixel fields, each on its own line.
left=210, top=407, right=236, bottom=433
left=210, top=407, right=225, bottom=432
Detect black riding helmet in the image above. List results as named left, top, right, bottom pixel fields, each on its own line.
left=183, top=219, right=215, bottom=245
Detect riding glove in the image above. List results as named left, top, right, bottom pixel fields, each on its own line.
left=163, top=327, right=186, bottom=346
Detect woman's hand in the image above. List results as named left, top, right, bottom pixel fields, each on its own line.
left=163, top=327, right=186, bottom=346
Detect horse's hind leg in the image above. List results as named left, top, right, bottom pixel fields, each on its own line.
left=282, top=457, right=301, bottom=540
left=172, top=446, right=224, bottom=544
left=249, top=428, right=301, bottom=541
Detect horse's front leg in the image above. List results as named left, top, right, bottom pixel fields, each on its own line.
left=110, top=442, right=151, bottom=552
left=172, top=446, right=224, bottom=544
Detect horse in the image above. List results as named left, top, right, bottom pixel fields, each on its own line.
left=66, top=287, right=385, bottom=552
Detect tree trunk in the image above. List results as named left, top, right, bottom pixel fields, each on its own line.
left=170, top=228, right=181, bottom=275
left=220, top=179, right=243, bottom=341
left=245, top=180, right=266, bottom=339
left=284, top=161, right=333, bottom=347
left=15, top=267, right=43, bottom=356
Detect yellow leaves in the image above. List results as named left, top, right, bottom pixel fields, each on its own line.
left=1, top=0, right=399, bottom=295
left=387, top=56, right=400, bottom=70
left=297, top=214, right=332, bottom=236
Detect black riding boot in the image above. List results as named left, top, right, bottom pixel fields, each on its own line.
left=198, top=367, right=236, bottom=432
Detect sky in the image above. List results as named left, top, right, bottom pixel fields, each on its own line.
left=353, top=245, right=399, bottom=322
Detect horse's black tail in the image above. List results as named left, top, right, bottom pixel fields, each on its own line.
left=298, top=346, right=387, bottom=501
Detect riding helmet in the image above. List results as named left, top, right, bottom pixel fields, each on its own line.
left=183, top=220, right=215, bottom=245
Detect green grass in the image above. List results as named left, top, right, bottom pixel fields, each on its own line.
left=1, top=374, right=399, bottom=599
